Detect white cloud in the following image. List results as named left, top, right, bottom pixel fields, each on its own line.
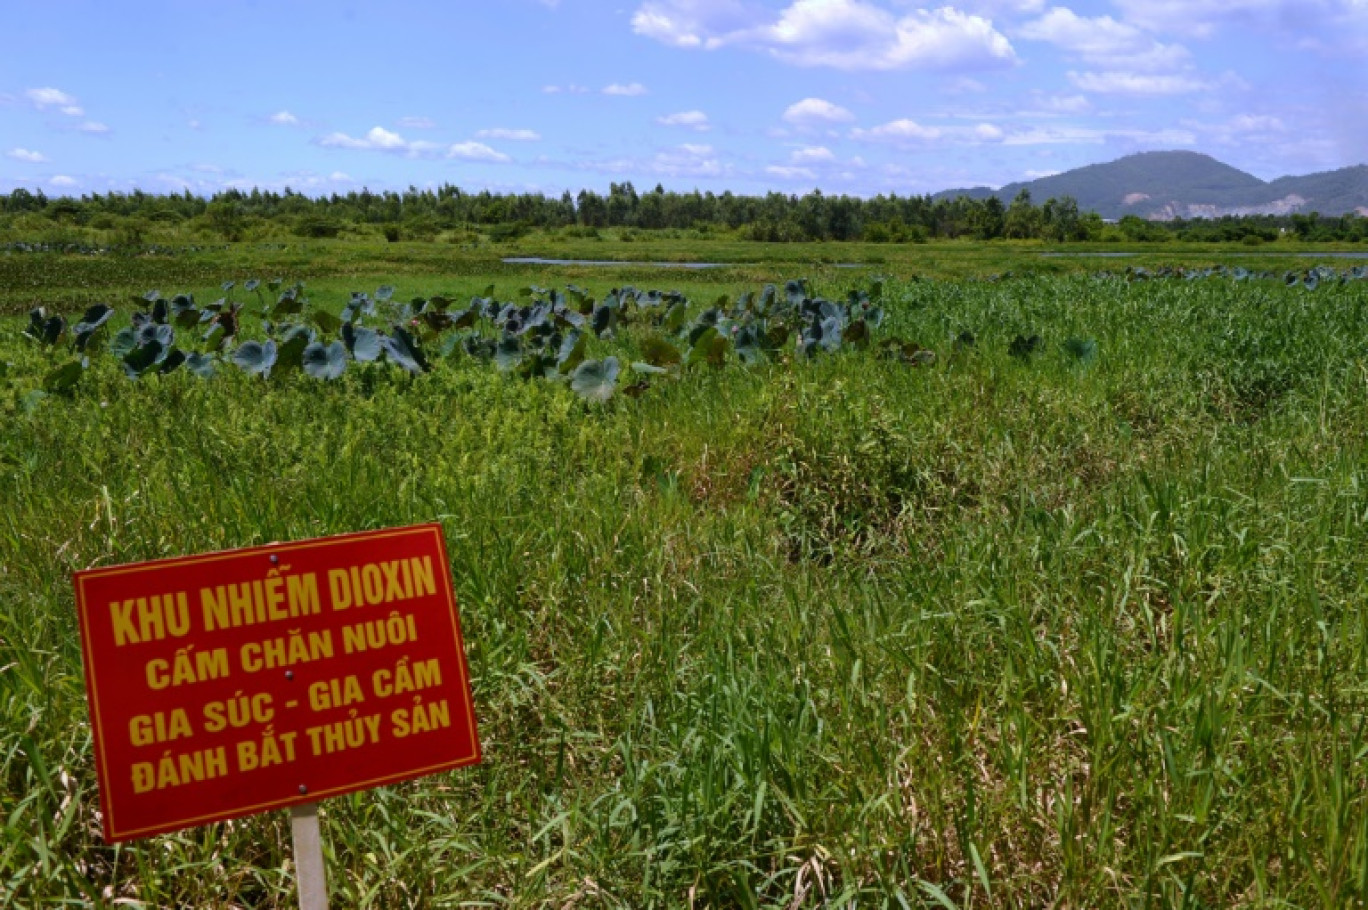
left=27, top=87, right=83, bottom=115
left=959, top=0, right=1047, bottom=14
left=943, top=76, right=989, bottom=93
left=1228, top=114, right=1286, bottom=132
left=447, top=141, right=511, bottom=163
left=782, top=97, right=855, bottom=125
left=852, top=118, right=944, bottom=142
left=604, top=82, right=649, bottom=96
left=850, top=118, right=1012, bottom=146
left=77, top=121, right=110, bottom=134
left=1018, top=8, right=1190, bottom=71
left=652, top=143, right=725, bottom=177
left=476, top=128, right=542, bottom=141
left=219, top=170, right=359, bottom=194
left=571, top=143, right=731, bottom=181
left=268, top=110, right=300, bottom=126
left=321, top=126, right=408, bottom=150
left=319, top=126, right=443, bottom=157
left=50, top=175, right=79, bottom=188
left=1000, top=125, right=1198, bottom=146
left=764, top=1, right=1016, bottom=70
left=657, top=110, right=711, bottom=130
left=543, top=84, right=591, bottom=94
left=1068, top=70, right=1209, bottom=95
left=6, top=148, right=46, bottom=163
left=631, top=0, right=764, bottom=48
left=1114, top=0, right=1364, bottom=39
left=633, top=0, right=1016, bottom=71
left=399, top=116, right=437, bottom=129
left=791, top=145, right=836, bottom=163
left=1187, top=113, right=1290, bottom=148
left=766, top=164, right=818, bottom=181
left=1038, top=93, right=1092, bottom=114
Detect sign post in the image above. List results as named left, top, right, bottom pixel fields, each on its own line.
left=291, top=803, right=329, bottom=910
left=72, top=523, right=481, bottom=896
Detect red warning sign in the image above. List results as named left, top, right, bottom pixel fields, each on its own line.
left=73, top=523, right=481, bottom=842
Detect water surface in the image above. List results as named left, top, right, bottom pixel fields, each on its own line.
left=503, top=257, right=870, bottom=268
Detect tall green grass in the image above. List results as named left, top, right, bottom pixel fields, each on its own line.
left=3, top=272, right=1368, bottom=906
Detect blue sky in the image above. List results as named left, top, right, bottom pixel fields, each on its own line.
left=2, top=0, right=1366, bottom=199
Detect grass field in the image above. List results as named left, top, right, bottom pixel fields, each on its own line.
left=3, top=235, right=1365, bottom=315
left=4, top=240, right=1368, bottom=907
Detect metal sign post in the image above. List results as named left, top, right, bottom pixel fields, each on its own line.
left=290, top=803, right=329, bottom=910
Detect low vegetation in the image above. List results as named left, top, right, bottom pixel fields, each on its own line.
left=4, top=252, right=1368, bottom=907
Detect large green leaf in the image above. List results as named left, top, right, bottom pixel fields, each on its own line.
left=173, top=306, right=202, bottom=329
left=818, top=316, right=843, bottom=352
left=557, top=330, right=587, bottom=374
left=275, top=333, right=310, bottom=375
left=43, top=360, right=85, bottom=393
left=232, top=340, right=278, bottom=377
left=311, top=309, right=343, bottom=335
left=137, top=323, right=175, bottom=349
left=380, top=327, right=428, bottom=374
left=591, top=304, right=617, bottom=338
left=687, top=327, right=729, bottom=368
left=186, top=352, right=217, bottom=378
left=845, top=319, right=870, bottom=351
left=640, top=335, right=683, bottom=368
left=734, top=325, right=763, bottom=364
left=74, top=303, right=114, bottom=353
left=302, top=341, right=347, bottom=380
left=1009, top=334, right=1042, bottom=359
left=73, top=303, right=114, bottom=334
left=495, top=336, right=523, bottom=372
left=1062, top=337, right=1098, bottom=364
left=110, top=327, right=138, bottom=358
left=159, top=348, right=187, bottom=375
left=275, top=287, right=304, bottom=315
left=662, top=301, right=688, bottom=334
left=123, top=340, right=166, bottom=378
left=343, top=324, right=382, bottom=362
left=571, top=357, right=620, bottom=402
left=763, top=325, right=790, bottom=354
left=24, top=309, right=64, bottom=346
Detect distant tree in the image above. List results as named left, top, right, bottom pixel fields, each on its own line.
left=972, top=196, right=1006, bottom=239
left=1004, top=189, right=1042, bottom=239
left=204, top=200, right=246, bottom=241
left=1042, top=196, right=1084, bottom=242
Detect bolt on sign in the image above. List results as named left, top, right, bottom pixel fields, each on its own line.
left=74, top=524, right=481, bottom=843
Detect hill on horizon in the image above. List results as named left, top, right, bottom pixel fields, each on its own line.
left=938, top=151, right=1368, bottom=220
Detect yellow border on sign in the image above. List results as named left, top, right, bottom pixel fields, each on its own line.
left=73, top=523, right=482, bottom=843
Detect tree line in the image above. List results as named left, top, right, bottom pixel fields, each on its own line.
left=1, top=183, right=1363, bottom=244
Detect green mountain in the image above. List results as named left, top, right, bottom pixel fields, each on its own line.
left=938, top=151, right=1368, bottom=220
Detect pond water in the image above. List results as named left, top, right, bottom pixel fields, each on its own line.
left=503, top=257, right=871, bottom=269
